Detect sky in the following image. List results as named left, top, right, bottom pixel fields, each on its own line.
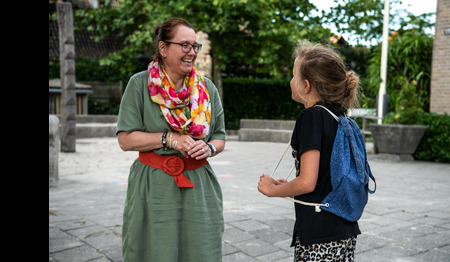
left=309, top=0, right=437, bottom=46
left=310, top=0, right=437, bottom=15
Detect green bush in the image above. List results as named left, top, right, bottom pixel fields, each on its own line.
left=87, top=95, right=120, bottom=115
left=49, top=57, right=129, bottom=83
left=363, top=29, right=433, bottom=122
left=414, top=112, right=450, bottom=163
left=222, top=77, right=304, bottom=130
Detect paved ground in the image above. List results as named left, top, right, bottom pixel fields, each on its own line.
left=49, top=137, right=450, bottom=261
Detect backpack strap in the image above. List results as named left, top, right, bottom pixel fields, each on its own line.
left=314, top=105, right=340, bottom=121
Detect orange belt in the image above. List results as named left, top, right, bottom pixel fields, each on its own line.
left=138, top=152, right=207, bottom=188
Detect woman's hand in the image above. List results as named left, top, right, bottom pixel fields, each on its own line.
left=187, top=140, right=210, bottom=160
left=170, top=133, right=193, bottom=157
left=171, top=133, right=210, bottom=159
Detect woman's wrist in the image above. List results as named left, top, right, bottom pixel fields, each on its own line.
left=207, top=142, right=216, bottom=157
left=171, top=133, right=181, bottom=150
left=161, top=131, right=168, bottom=149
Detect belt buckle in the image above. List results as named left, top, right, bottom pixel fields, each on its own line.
left=162, top=155, right=185, bottom=177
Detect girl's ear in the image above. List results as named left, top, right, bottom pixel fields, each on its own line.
left=304, top=80, right=311, bottom=93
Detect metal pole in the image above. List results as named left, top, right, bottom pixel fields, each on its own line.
left=378, top=0, right=390, bottom=124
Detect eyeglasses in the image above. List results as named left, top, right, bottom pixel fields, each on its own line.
left=164, top=41, right=202, bottom=53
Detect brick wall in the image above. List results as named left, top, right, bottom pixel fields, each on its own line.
left=430, top=0, right=450, bottom=114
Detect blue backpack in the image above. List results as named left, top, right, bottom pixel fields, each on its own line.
left=315, top=105, right=376, bottom=222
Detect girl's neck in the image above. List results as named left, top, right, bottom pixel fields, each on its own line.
left=304, top=95, right=320, bottom=108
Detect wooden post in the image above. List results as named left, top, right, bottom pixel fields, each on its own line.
left=49, top=115, right=60, bottom=187
left=57, top=2, right=76, bottom=152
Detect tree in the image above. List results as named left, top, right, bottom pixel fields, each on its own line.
left=322, top=0, right=435, bottom=46
left=364, top=29, right=433, bottom=123
left=76, top=0, right=332, bottom=99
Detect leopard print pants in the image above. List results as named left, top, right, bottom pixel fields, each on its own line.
left=294, top=236, right=356, bottom=262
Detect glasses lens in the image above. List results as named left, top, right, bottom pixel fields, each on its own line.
left=180, top=43, right=190, bottom=53
left=195, top=44, right=202, bottom=53
left=179, top=43, right=202, bottom=53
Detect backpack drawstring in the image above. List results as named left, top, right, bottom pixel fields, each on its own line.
left=270, top=139, right=328, bottom=213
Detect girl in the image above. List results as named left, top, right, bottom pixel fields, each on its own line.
left=258, top=40, right=361, bottom=261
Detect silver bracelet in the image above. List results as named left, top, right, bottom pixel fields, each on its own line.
left=207, top=142, right=216, bottom=157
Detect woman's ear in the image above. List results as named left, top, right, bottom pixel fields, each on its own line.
left=159, top=41, right=166, bottom=58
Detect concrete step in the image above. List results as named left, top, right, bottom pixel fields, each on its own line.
left=56, top=115, right=256, bottom=139
left=76, top=115, right=118, bottom=138
left=77, top=122, right=117, bottom=138
left=238, top=119, right=294, bottom=143
left=238, top=128, right=292, bottom=143
left=240, top=119, right=295, bottom=130
left=54, top=115, right=118, bottom=138
left=76, top=115, right=117, bottom=124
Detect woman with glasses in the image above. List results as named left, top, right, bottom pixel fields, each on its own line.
left=116, top=17, right=226, bottom=261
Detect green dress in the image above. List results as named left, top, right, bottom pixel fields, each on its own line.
left=116, top=71, right=226, bottom=262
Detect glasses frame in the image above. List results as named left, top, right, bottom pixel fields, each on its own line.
left=163, top=41, right=202, bottom=53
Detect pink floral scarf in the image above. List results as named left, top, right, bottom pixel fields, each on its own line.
left=148, top=60, right=211, bottom=139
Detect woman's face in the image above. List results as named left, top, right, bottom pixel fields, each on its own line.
left=290, top=58, right=306, bottom=104
left=161, top=25, right=198, bottom=80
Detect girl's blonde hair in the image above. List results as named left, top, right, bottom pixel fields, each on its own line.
left=293, top=40, right=361, bottom=110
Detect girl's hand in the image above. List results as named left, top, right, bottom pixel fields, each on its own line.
left=257, top=173, right=277, bottom=197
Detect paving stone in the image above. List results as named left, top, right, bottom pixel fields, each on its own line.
left=256, top=250, right=292, bottom=261
left=223, top=227, right=256, bottom=243
left=49, top=138, right=450, bottom=261
left=49, top=245, right=104, bottom=262
left=49, top=227, right=84, bottom=253
left=222, top=242, right=239, bottom=256
left=273, top=239, right=294, bottom=252
left=412, top=249, right=450, bottom=262
left=229, top=219, right=270, bottom=232
left=251, top=228, right=291, bottom=244
left=222, top=252, right=259, bottom=262
left=232, top=238, right=280, bottom=257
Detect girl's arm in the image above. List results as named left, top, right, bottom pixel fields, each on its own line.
left=258, top=149, right=320, bottom=197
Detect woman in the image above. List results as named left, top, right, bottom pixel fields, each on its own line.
left=257, top=40, right=361, bottom=261
left=117, top=18, right=226, bottom=261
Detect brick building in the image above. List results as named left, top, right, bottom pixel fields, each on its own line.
left=430, top=0, right=450, bottom=114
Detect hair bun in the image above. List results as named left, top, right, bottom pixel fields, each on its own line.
left=343, top=71, right=360, bottom=109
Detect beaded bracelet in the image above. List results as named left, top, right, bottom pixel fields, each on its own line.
left=161, top=131, right=168, bottom=149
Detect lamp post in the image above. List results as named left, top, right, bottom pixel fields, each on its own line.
left=378, top=0, right=390, bottom=124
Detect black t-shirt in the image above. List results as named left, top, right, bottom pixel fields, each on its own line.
left=290, top=102, right=361, bottom=246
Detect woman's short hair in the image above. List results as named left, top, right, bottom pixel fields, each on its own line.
left=152, top=18, right=195, bottom=64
